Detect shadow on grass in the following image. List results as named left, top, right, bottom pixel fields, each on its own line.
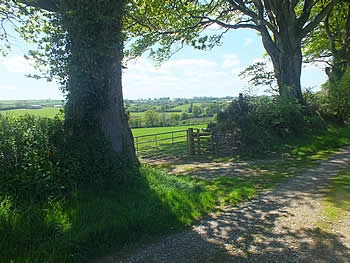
left=0, top=167, right=214, bottom=263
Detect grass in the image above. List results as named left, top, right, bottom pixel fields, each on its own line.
left=132, top=124, right=206, bottom=137
left=133, top=125, right=207, bottom=158
left=317, top=168, right=350, bottom=229
left=0, top=167, right=215, bottom=262
left=312, top=167, right=350, bottom=252
left=170, top=103, right=202, bottom=112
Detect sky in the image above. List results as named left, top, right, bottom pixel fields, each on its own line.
left=0, top=28, right=328, bottom=100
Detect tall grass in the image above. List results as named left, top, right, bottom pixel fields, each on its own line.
left=0, top=167, right=215, bottom=263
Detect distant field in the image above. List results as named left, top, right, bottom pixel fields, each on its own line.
left=132, top=125, right=206, bottom=137
left=170, top=103, right=202, bottom=111
left=1, top=108, right=62, bottom=118
left=129, top=112, right=145, bottom=118
left=0, top=100, right=63, bottom=110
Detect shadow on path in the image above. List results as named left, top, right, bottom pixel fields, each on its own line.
left=97, top=147, right=350, bottom=263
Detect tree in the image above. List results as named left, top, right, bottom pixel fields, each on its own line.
left=205, top=103, right=219, bottom=117
left=3, top=0, right=138, bottom=165
left=321, top=67, right=350, bottom=123
left=143, top=110, right=160, bottom=127
left=127, top=0, right=339, bottom=104
left=304, top=1, right=350, bottom=83
left=192, top=105, right=202, bottom=118
left=0, top=1, right=31, bottom=55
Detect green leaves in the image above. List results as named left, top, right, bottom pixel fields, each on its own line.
left=239, top=60, right=277, bottom=93
left=0, top=114, right=65, bottom=201
left=303, top=1, right=350, bottom=80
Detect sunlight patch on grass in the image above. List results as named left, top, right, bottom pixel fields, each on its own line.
left=317, top=168, right=350, bottom=231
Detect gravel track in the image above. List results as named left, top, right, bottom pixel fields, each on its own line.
left=93, top=146, right=350, bottom=263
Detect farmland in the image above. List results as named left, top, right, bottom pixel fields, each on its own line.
left=1, top=97, right=230, bottom=128
left=1, top=107, right=62, bottom=118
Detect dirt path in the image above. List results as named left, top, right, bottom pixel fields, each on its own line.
left=96, top=147, right=350, bottom=263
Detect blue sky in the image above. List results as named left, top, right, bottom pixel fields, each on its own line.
left=0, top=28, right=327, bottom=100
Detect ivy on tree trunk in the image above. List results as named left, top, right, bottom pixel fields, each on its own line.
left=24, top=0, right=138, bottom=166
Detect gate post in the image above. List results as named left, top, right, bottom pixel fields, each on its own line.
left=196, top=129, right=201, bottom=155
left=187, top=128, right=194, bottom=155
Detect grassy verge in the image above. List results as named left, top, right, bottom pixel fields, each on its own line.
left=0, top=167, right=209, bottom=263
left=312, top=167, right=350, bottom=252
left=270, top=126, right=350, bottom=159
left=317, top=168, right=350, bottom=229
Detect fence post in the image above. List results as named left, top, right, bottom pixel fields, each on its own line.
left=196, top=129, right=201, bottom=155
left=171, top=131, right=174, bottom=155
left=187, top=128, right=194, bottom=155
left=155, top=134, right=158, bottom=151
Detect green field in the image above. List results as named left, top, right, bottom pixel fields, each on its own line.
left=129, top=111, right=145, bottom=118
left=170, top=103, right=202, bottom=112
left=1, top=107, right=62, bottom=118
left=0, top=100, right=63, bottom=110
left=132, top=125, right=206, bottom=137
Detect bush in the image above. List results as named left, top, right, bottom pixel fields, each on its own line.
left=213, top=94, right=325, bottom=154
left=0, top=114, right=66, bottom=201
left=0, top=114, right=127, bottom=202
left=331, top=67, right=350, bottom=123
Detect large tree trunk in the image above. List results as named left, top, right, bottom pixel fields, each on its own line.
left=260, top=21, right=304, bottom=104
left=62, top=0, right=138, bottom=166
left=101, top=55, right=138, bottom=164
left=275, top=48, right=304, bottom=102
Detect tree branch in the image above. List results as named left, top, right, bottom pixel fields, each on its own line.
left=300, top=0, right=340, bottom=39
left=227, top=0, right=278, bottom=35
left=200, top=16, right=261, bottom=31
left=343, top=2, right=350, bottom=62
left=20, top=0, right=58, bottom=12
left=324, top=12, right=337, bottom=56
left=297, top=0, right=316, bottom=30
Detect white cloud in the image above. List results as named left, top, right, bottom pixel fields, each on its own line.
left=123, top=56, right=247, bottom=99
left=222, top=53, right=240, bottom=69
left=0, top=55, right=35, bottom=73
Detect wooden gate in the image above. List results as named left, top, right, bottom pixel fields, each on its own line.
left=187, top=128, right=213, bottom=155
